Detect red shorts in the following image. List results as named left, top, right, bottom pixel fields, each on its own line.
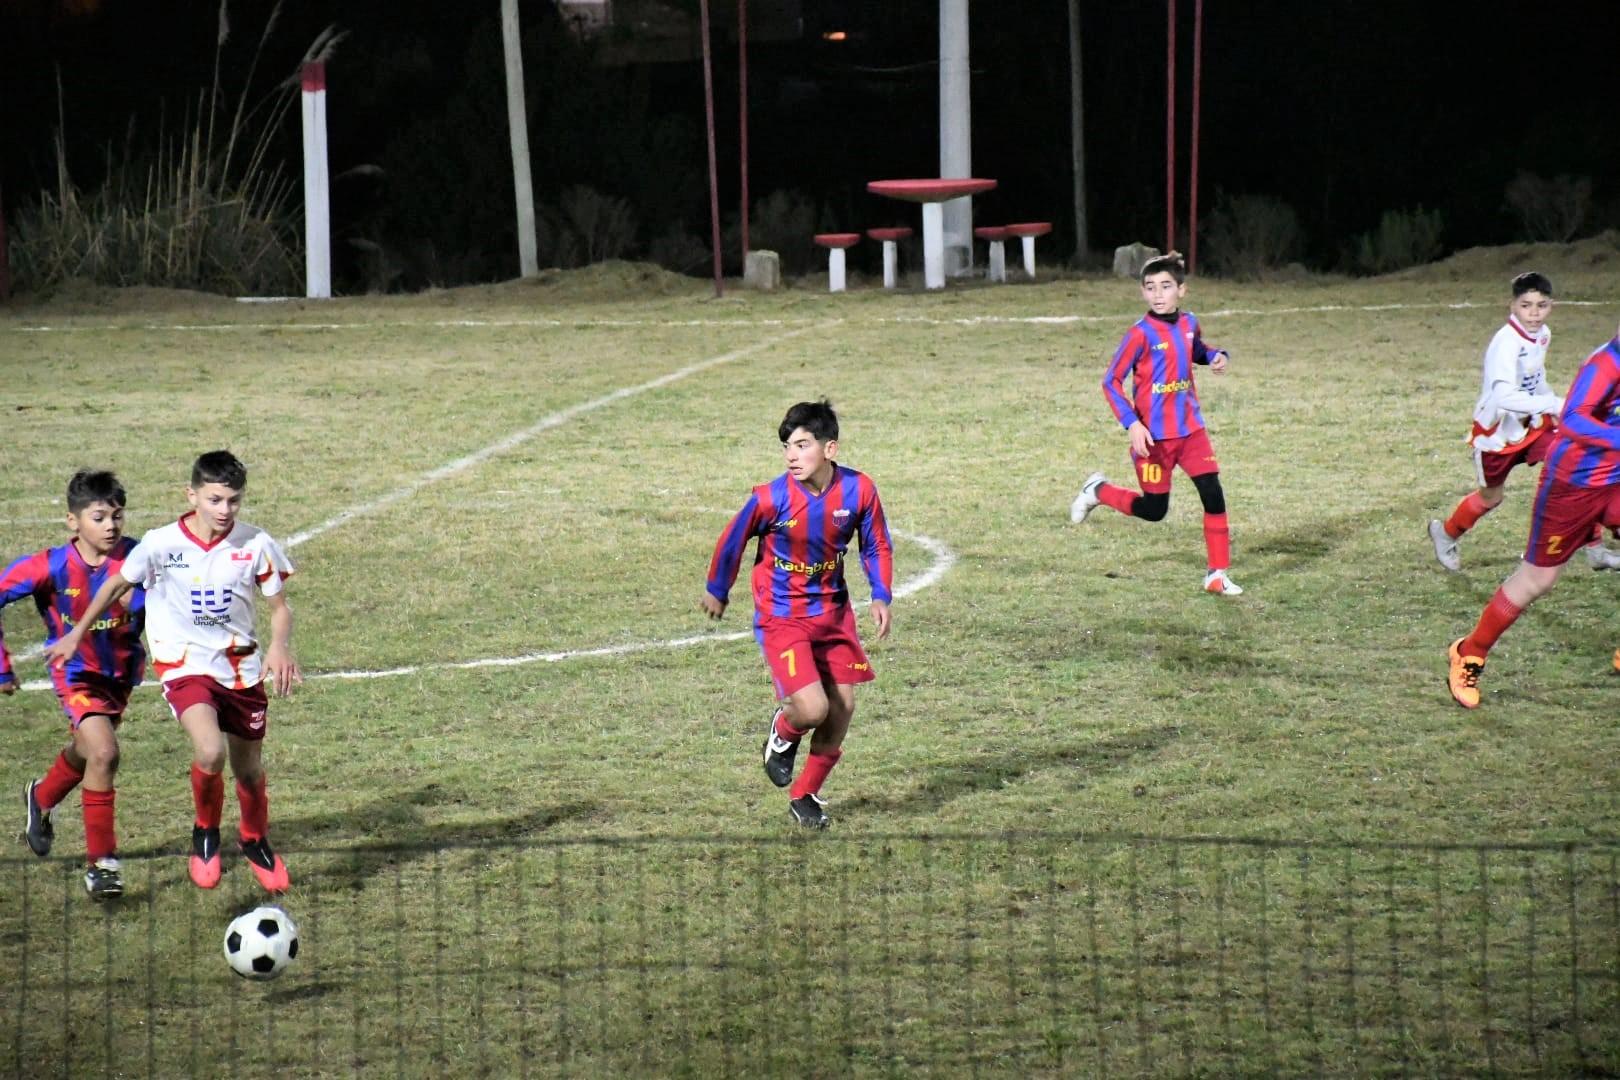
left=51, top=671, right=132, bottom=730
left=1132, top=427, right=1220, bottom=493
left=1524, top=477, right=1620, bottom=567
left=1474, top=426, right=1552, bottom=489
left=755, top=605, right=875, bottom=698
left=161, top=675, right=270, bottom=741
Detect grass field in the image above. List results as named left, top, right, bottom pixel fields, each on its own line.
left=3, top=243, right=1620, bottom=1075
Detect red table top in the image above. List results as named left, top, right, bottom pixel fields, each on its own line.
left=867, top=178, right=997, bottom=202
left=1005, top=221, right=1053, bottom=237
left=973, top=226, right=1011, bottom=240
left=813, top=232, right=862, bottom=248
left=867, top=227, right=914, bottom=241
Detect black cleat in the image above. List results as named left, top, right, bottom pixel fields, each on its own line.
left=762, top=707, right=800, bottom=788
left=83, top=858, right=124, bottom=900
left=788, top=793, right=830, bottom=829
left=23, top=780, right=54, bottom=857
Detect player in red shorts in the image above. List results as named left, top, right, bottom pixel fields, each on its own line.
left=1, top=470, right=145, bottom=899
left=702, top=400, right=893, bottom=828
left=1069, top=251, right=1240, bottom=595
left=48, top=451, right=300, bottom=891
left=1427, top=272, right=1619, bottom=572
left=1448, top=325, right=1620, bottom=708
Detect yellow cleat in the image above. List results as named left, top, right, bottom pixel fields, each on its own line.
left=1447, top=638, right=1485, bottom=709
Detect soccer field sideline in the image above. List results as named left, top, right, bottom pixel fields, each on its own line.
left=6, top=296, right=1613, bottom=337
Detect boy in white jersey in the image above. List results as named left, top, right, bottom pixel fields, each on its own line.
left=47, top=451, right=300, bottom=892
left=1429, top=272, right=1620, bottom=571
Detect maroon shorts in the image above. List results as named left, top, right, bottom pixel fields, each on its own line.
left=1475, top=426, right=1552, bottom=489
left=161, top=675, right=270, bottom=741
left=755, top=605, right=875, bottom=698
left=51, top=671, right=131, bottom=730
left=1132, top=427, right=1220, bottom=493
left=1524, top=476, right=1620, bottom=568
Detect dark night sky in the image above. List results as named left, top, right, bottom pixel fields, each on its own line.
left=2, top=0, right=1618, bottom=286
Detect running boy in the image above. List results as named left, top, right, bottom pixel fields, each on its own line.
left=701, top=400, right=893, bottom=829
left=1428, top=271, right=1620, bottom=571
left=1068, top=251, right=1240, bottom=595
left=1447, top=325, right=1620, bottom=708
left=46, top=450, right=299, bottom=891
left=1, top=470, right=144, bottom=899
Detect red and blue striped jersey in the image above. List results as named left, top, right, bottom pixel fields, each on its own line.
left=1545, top=337, right=1620, bottom=488
left=707, top=465, right=893, bottom=618
left=0, top=537, right=145, bottom=688
left=1102, top=310, right=1221, bottom=440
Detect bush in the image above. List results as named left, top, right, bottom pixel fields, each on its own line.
left=738, top=190, right=818, bottom=276
left=1349, top=207, right=1444, bottom=275
left=1200, top=192, right=1303, bottom=278
left=1504, top=172, right=1592, bottom=243
left=647, top=225, right=710, bottom=276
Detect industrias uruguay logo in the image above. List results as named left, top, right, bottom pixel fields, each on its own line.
left=190, top=587, right=231, bottom=620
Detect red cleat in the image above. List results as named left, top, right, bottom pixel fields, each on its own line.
left=189, top=826, right=222, bottom=889
left=239, top=837, right=290, bottom=893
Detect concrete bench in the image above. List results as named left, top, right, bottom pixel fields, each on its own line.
left=974, top=226, right=1011, bottom=283
left=1005, top=222, right=1053, bottom=279
left=813, top=233, right=862, bottom=292
left=866, top=227, right=913, bottom=289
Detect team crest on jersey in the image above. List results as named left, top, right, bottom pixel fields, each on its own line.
left=230, top=550, right=253, bottom=562
left=833, top=508, right=851, bottom=520
left=166, top=553, right=189, bottom=569
left=190, top=587, right=231, bottom=623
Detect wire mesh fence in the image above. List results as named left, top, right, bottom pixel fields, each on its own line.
left=3, top=831, right=1618, bottom=1077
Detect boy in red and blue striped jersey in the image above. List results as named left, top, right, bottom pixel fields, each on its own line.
left=1448, top=324, right=1620, bottom=708
left=1070, top=251, right=1240, bottom=595
left=0, top=470, right=144, bottom=899
left=702, top=400, right=893, bottom=829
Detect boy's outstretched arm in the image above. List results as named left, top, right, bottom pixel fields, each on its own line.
left=0, top=552, right=51, bottom=692
left=1557, top=350, right=1620, bottom=451
left=702, top=493, right=766, bottom=620
left=42, top=573, right=134, bottom=669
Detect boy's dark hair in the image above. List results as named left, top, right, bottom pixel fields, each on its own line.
left=1140, top=251, right=1188, bottom=285
left=66, top=469, right=126, bottom=513
left=191, top=450, right=248, bottom=490
left=779, top=399, right=839, bottom=444
left=1511, top=271, right=1553, bottom=299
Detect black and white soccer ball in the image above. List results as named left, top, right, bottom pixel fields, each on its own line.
left=223, top=905, right=300, bottom=980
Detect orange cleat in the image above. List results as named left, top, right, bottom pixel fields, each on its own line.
left=1613, top=648, right=1620, bottom=673
left=189, top=826, right=222, bottom=888
left=1447, top=638, right=1485, bottom=709
left=239, top=837, right=290, bottom=893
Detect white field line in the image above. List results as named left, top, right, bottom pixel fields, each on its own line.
left=8, top=298, right=1612, bottom=336
left=12, top=529, right=954, bottom=691
left=6, top=325, right=822, bottom=661
left=282, top=324, right=822, bottom=548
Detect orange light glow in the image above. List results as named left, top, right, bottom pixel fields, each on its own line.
left=821, top=30, right=848, bottom=42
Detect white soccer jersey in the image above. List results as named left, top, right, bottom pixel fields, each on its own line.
left=120, top=517, right=294, bottom=689
left=1470, top=315, right=1562, bottom=453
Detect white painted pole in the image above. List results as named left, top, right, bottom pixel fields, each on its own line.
left=882, top=241, right=898, bottom=288
left=922, top=201, right=945, bottom=289
left=1021, top=235, right=1036, bottom=277
left=988, top=240, right=1006, bottom=283
left=828, top=248, right=847, bottom=293
left=300, top=61, right=331, bottom=299
left=939, top=0, right=972, bottom=277
left=502, top=0, right=539, bottom=278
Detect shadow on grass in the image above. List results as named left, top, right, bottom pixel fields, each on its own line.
left=845, top=723, right=1182, bottom=814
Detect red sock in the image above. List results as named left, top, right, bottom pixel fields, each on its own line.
left=191, top=765, right=224, bottom=830
left=1097, top=482, right=1137, bottom=515
left=236, top=775, right=269, bottom=842
left=36, top=751, right=84, bottom=810
left=790, top=747, right=843, bottom=799
left=1462, top=587, right=1524, bottom=658
left=1444, top=492, right=1494, bottom=539
left=1203, top=512, right=1231, bottom=571
left=81, top=788, right=116, bottom=863
left=774, top=711, right=809, bottom=741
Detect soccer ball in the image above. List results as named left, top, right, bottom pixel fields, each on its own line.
left=223, top=906, right=300, bottom=980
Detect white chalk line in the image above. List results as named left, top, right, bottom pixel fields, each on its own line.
left=9, top=298, right=1613, bottom=336
left=11, top=530, right=955, bottom=691
left=282, top=323, right=823, bottom=548
left=5, top=323, right=825, bottom=662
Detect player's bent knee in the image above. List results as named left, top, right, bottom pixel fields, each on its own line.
left=1133, top=493, right=1170, bottom=522
left=86, top=744, right=120, bottom=774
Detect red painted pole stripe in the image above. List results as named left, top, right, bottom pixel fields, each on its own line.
left=739, top=0, right=750, bottom=262
left=1189, top=0, right=1203, bottom=274
left=699, top=0, right=724, bottom=297
left=300, top=61, right=326, bottom=93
